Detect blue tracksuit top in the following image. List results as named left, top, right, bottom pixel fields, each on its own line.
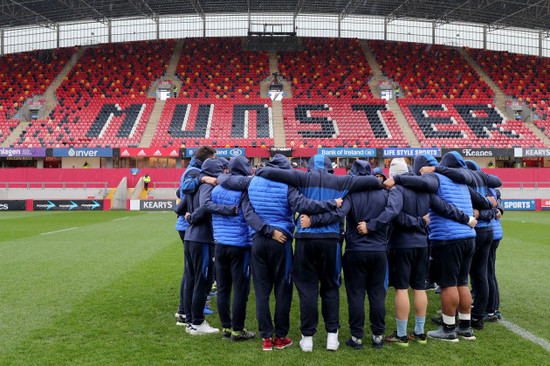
left=211, top=156, right=253, bottom=248
left=184, top=158, right=239, bottom=244
left=488, top=188, right=504, bottom=240
left=255, top=154, right=382, bottom=239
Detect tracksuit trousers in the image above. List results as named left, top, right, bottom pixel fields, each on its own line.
left=486, top=239, right=501, bottom=313
left=293, top=238, right=341, bottom=336
left=184, top=240, right=213, bottom=326
left=470, top=226, right=494, bottom=319
left=251, top=234, right=293, bottom=339
left=178, top=231, right=186, bottom=315
left=215, top=244, right=251, bottom=332
left=343, top=251, right=387, bottom=338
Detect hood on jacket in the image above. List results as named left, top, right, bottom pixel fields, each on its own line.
left=219, top=157, right=229, bottom=171
left=465, top=160, right=481, bottom=171
left=229, top=156, right=252, bottom=176
left=350, top=160, right=372, bottom=176
left=201, top=158, right=226, bottom=178
left=372, top=167, right=387, bottom=181
left=308, top=154, right=333, bottom=174
left=389, top=158, right=409, bottom=177
left=266, top=154, right=292, bottom=169
left=412, top=153, right=439, bottom=175
left=440, top=151, right=467, bottom=169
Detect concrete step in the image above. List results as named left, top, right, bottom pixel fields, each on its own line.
left=388, top=100, right=421, bottom=147
left=139, top=100, right=165, bottom=148
left=0, top=120, right=29, bottom=147
left=359, top=40, right=384, bottom=99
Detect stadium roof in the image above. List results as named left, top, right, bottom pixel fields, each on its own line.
left=1, top=0, right=550, bottom=32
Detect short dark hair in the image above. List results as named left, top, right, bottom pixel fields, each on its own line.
left=196, top=146, right=216, bottom=162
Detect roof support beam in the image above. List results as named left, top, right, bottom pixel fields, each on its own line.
left=386, top=0, right=416, bottom=22
left=339, top=0, right=363, bottom=21
left=4, top=0, right=57, bottom=29
left=127, top=0, right=157, bottom=21
left=190, top=0, right=205, bottom=20
left=294, top=0, right=307, bottom=20
left=486, top=0, right=547, bottom=30
left=57, top=0, right=109, bottom=25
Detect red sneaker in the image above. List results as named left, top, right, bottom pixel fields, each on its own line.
left=262, top=338, right=273, bottom=351
left=273, top=336, right=293, bottom=349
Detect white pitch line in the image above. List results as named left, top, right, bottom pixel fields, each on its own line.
left=499, top=319, right=550, bottom=352
left=113, top=217, right=129, bottom=221
left=40, top=227, right=79, bottom=235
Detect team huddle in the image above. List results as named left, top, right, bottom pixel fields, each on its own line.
left=173, top=145, right=504, bottom=351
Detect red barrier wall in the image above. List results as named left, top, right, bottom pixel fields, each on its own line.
left=1, top=168, right=549, bottom=187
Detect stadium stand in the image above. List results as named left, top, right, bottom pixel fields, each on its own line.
left=0, top=48, right=72, bottom=121
left=151, top=37, right=274, bottom=148
left=398, top=98, right=545, bottom=148
left=369, top=40, right=494, bottom=100
left=279, top=38, right=408, bottom=147
left=468, top=48, right=550, bottom=139
left=15, top=40, right=174, bottom=148
left=0, top=120, right=19, bottom=144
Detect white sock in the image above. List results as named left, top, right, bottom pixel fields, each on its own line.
left=442, top=313, right=456, bottom=326
left=458, top=312, right=470, bottom=321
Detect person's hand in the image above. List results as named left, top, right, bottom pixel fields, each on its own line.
left=468, top=217, right=478, bottom=228
left=487, top=195, right=497, bottom=207
left=234, top=206, right=239, bottom=215
left=272, top=229, right=287, bottom=244
left=496, top=210, right=502, bottom=219
left=334, top=198, right=343, bottom=208
left=423, top=213, right=430, bottom=226
left=184, top=212, right=191, bottom=222
left=300, top=214, right=311, bottom=228
left=419, top=166, right=436, bottom=175
left=383, top=177, right=395, bottom=190
left=473, top=209, right=480, bottom=219
left=202, top=176, right=218, bottom=186
left=357, top=221, right=368, bottom=235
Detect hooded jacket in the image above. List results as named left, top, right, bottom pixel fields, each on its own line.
left=393, top=153, right=476, bottom=244
left=211, top=156, right=253, bottom=247
left=218, top=154, right=339, bottom=239
left=432, top=153, right=501, bottom=228
left=255, top=154, right=382, bottom=239
left=184, top=158, right=239, bottom=243
left=175, top=156, right=203, bottom=232
left=372, top=167, right=387, bottom=181
left=308, top=160, right=389, bottom=251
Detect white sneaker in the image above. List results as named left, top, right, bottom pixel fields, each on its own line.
left=189, top=321, right=219, bottom=335
left=185, top=323, right=195, bottom=334
left=299, top=335, right=313, bottom=352
left=327, top=331, right=339, bottom=351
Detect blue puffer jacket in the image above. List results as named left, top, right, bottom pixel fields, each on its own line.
left=489, top=187, right=503, bottom=240
left=211, top=156, right=253, bottom=247
left=175, top=158, right=202, bottom=232
left=255, top=154, right=382, bottom=239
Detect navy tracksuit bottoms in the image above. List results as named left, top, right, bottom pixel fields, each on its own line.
left=184, top=240, right=213, bottom=326
left=178, top=231, right=186, bottom=315
left=343, top=251, right=387, bottom=338
left=215, top=244, right=251, bottom=332
left=486, top=239, right=501, bottom=313
left=251, top=234, right=293, bottom=339
left=470, top=226, right=494, bottom=319
left=293, top=238, right=341, bottom=336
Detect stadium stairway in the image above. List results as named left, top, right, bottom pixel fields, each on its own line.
left=361, top=40, right=420, bottom=147
left=459, top=47, right=550, bottom=147
left=141, top=40, right=183, bottom=148
left=268, top=51, right=287, bottom=148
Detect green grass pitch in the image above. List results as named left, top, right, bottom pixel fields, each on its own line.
left=1, top=210, right=549, bottom=365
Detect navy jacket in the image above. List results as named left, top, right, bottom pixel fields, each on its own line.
left=175, top=157, right=203, bottom=231
left=307, top=160, right=388, bottom=251
left=184, top=158, right=238, bottom=243
left=218, top=154, right=339, bottom=238
left=371, top=173, right=471, bottom=249
left=255, top=154, right=382, bottom=239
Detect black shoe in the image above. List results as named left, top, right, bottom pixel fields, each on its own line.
left=345, top=337, right=363, bottom=350
left=372, top=335, right=384, bottom=349
left=431, top=316, right=444, bottom=326
left=384, top=331, right=409, bottom=346
left=408, top=332, right=427, bottom=344
left=425, top=282, right=437, bottom=291
left=222, top=328, right=232, bottom=339
left=231, top=329, right=257, bottom=342
left=456, top=326, right=476, bottom=341
left=176, top=315, right=186, bottom=326
left=471, top=318, right=485, bottom=330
